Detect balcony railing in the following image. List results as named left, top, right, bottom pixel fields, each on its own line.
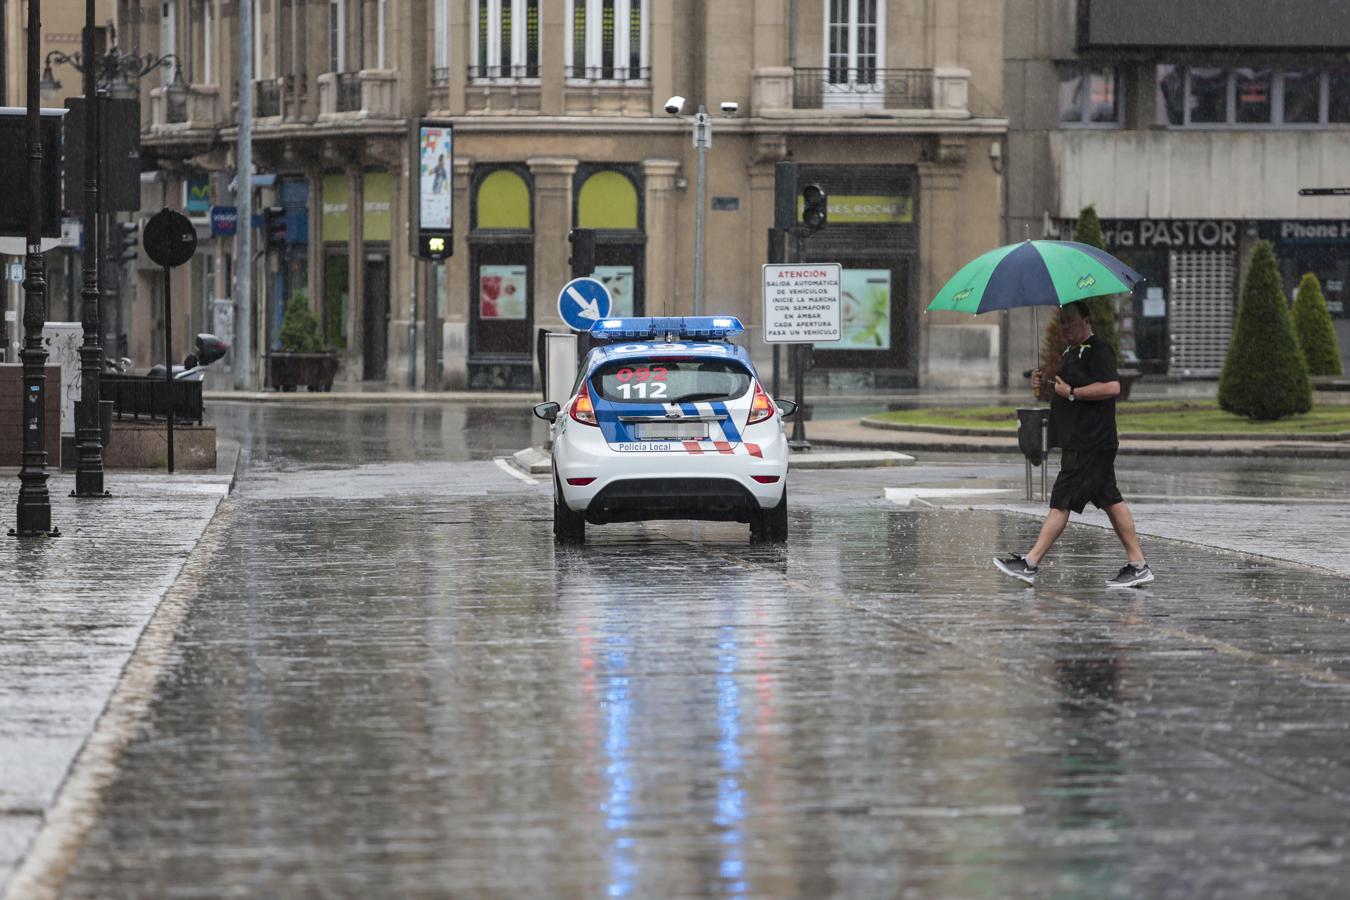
left=468, top=64, right=540, bottom=81
left=564, top=65, right=650, bottom=83
left=256, top=79, right=282, bottom=117
left=336, top=72, right=362, bottom=111
left=793, top=67, right=933, bottom=110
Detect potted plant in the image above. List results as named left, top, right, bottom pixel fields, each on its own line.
left=270, top=291, right=341, bottom=391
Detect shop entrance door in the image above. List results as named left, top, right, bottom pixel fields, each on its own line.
left=363, top=251, right=389, bottom=381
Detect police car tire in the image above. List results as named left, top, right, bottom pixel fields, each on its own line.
left=553, top=478, right=586, bottom=544
left=750, top=491, right=788, bottom=544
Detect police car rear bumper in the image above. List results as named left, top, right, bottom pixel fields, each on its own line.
left=584, top=477, right=764, bottom=525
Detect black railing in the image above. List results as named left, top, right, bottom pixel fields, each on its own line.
left=256, top=79, right=282, bottom=117
left=467, top=63, right=541, bottom=80
left=793, top=67, right=933, bottom=110
left=101, top=375, right=204, bottom=425
left=431, top=66, right=451, bottom=87
left=564, top=65, right=651, bottom=83
left=336, top=72, right=362, bottom=111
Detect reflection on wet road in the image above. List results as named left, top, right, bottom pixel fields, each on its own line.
left=60, top=403, right=1350, bottom=898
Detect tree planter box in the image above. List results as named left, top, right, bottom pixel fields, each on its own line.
left=270, top=352, right=340, bottom=392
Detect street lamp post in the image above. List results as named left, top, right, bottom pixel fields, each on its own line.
left=40, top=24, right=183, bottom=498
left=13, top=0, right=58, bottom=537
left=665, top=96, right=738, bottom=316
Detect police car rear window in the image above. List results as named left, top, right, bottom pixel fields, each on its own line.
left=591, top=359, right=752, bottom=403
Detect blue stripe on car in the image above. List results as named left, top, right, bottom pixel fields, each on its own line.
left=710, top=401, right=741, bottom=443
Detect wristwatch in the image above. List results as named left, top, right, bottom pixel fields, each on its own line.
left=1068, top=389, right=1076, bottom=402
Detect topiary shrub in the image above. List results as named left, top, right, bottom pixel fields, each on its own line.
left=1218, top=241, right=1312, bottom=420
left=278, top=290, right=323, bottom=353
left=1291, top=272, right=1343, bottom=377
left=1072, top=204, right=1122, bottom=365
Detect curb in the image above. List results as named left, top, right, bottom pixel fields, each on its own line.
left=508, top=446, right=916, bottom=477
left=205, top=390, right=536, bottom=405
left=859, top=416, right=1350, bottom=443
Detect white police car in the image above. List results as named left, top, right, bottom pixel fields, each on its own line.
left=533, top=316, right=797, bottom=545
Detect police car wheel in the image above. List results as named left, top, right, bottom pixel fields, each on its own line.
left=553, top=478, right=586, bottom=545
left=750, top=491, right=788, bottom=544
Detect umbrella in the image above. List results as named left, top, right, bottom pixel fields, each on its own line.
left=928, top=239, right=1143, bottom=314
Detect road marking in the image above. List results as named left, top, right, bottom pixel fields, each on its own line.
left=494, top=457, right=538, bottom=484
left=884, top=487, right=1014, bottom=506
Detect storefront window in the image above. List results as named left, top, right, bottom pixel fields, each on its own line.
left=321, top=174, right=352, bottom=349
left=478, top=265, right=528, bottom=319
left=575, top=166, right=644, bottom=317
left=1330, top=68, right=1350, bottom=123
left=1281, top=69, right=1320, bottom=124
left=469, top=165, right=533, bottom=387
left=1234, top=68, right=1272, bottom=123
left=1188, top=67, right=1229, bottom=123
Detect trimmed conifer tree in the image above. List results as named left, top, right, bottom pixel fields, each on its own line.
left=1072, top=205, right=1122, bottom=364
left=278, top=290, right=322, bottom=353
left=1291, top=272, right=1343, bottom=377
left=1218, top=241, right=1312, bottom=420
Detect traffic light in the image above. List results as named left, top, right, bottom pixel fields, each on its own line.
left=419, top=233, right=452, bottom=261
left=263, top=206, right=287, bottom=247
left=801, top=183, right=827, bottom=232
left=118, top=220, right=140, bottom=262
left=568, top=227, right=596, bottom=278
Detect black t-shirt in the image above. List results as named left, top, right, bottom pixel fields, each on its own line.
left=1051, top=333, right=1119, bottom=452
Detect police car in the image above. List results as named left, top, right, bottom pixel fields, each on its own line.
left=533, top=316, right=797, bottom=545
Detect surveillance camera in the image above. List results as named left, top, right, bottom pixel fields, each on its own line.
left=664, top=95, right=686, bottom=115
left=719, top=101, right=739, bottom=116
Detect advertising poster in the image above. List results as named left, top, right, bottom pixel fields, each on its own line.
left=823, top=268, right=891, bottom=350
left=479, top=265, right=528, bottom=320
left=419, top=124, right=454, bottom=232
left=593, top=265, right=635, bottom=317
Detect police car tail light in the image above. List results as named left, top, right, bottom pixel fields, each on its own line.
left=570, top=384, right=599, bottom=426
left=747, top=382, right=775, bottom=425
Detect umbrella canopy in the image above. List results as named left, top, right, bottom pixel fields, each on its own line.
left=928, top=240, right=1144, bottom=315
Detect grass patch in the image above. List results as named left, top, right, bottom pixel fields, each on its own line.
left=870, top=401, right=1350, bottom=434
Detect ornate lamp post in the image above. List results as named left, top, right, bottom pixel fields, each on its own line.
left=12, top=0, right=58, bottom=537
left=38, top=23, right=183, bottom=499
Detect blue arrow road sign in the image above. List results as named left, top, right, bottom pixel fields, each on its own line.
left=557, top=277, right=612, bottom=332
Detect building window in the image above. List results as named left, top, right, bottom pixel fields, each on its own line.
left=826, top=0, right=884, bottom=86
left=566, top=0, right=649, bottom=81
left=329, top=0, right=346, bottom=73
left=575, top=167, right=644, bottom=317
left=1158, top=64, right=1350, bottom=127
left=433, top=0, right=450, bottom=77
left=1058, top=64, right=1122, bottom=126
left=471, top=0, right=540, bottom=80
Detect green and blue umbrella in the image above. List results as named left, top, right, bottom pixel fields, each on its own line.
left=928, top=240, right=1143, bottom=314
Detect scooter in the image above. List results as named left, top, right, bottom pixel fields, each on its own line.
left=147, top=333, right=230, bottom=382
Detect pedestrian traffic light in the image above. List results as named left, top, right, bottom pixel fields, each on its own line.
left=419, top=232, right=452, bottom=261
left=568, top=228, right=596, bottom=278
left=263, top=206, right=287, bottom=247
left=118, top=220, right=140, bottom=262
left=801, top=183, right=827, bottom=232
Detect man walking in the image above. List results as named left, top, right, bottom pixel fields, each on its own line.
left=995, top=301, right=1154, bottom=588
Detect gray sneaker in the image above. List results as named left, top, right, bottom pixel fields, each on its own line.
left=1107, top=563, right=1154, bottom=588
left=994, top=553, right=1038, bottom=585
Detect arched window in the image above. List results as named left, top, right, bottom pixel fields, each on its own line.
left=574, top=166, right=644, bottom=316
left=469, top=165, right=535, bottom=389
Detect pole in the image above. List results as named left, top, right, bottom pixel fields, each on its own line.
left=14, top=0, right=58, bottom=537
left=75, top=0, right=107, bottom=498
left=163, top=266, right=175, bottom=473
left=408, top=258, right=418, bottom=388
left=693, top=106, right=708, bottom=316
left=767, top=227, right=784, bottom=397
left=788, top=228, right=809, bottom=450
left=234, top=0, right=253, bottom=390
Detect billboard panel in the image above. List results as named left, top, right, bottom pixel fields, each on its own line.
left=418, top=122, right=454, bottom=233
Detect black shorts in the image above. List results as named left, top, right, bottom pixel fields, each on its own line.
left=1050, top=449, right=1124, bottom=514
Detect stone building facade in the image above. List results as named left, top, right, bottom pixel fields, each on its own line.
left=120, top=0, right=1006, bottom=390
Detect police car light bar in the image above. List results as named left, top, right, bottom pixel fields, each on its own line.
left=590, top=316, right=745, bottom=341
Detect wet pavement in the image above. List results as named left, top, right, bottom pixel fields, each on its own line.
left=15, top=401, right=1350, bottom=897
